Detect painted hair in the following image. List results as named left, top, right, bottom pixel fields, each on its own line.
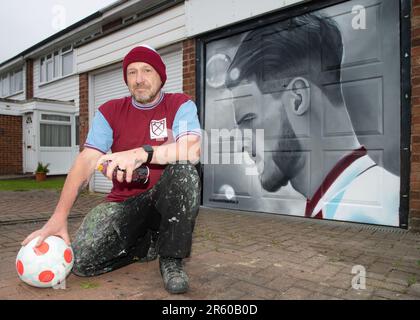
left=225, top=13, right=344, bottom=94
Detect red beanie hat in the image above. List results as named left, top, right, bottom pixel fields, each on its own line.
left=123, top=45, right=167, bottom=86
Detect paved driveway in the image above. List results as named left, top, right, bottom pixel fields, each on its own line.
left=1, top=190, right=420, bottom=300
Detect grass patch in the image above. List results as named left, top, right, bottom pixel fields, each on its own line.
left=0, top=176, right=66, bottom=191
left=80, top=281, right=100, bottom=289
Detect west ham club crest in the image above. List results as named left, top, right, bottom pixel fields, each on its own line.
left=150, top=118, right=168, bottom=140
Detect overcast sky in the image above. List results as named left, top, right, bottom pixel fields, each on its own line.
left=0, top=0, right=118, bottom=64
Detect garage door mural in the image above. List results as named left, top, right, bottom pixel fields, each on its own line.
left=201, top=0, right=405, bottom=227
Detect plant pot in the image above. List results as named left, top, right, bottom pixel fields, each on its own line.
left=35, top=172, right=47, bottom=182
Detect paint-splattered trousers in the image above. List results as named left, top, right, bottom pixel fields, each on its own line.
left=71, top=162, right=201, bottom=277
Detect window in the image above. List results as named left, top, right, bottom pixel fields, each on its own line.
left=40, top=58, right=45, bottom=83
left=15, top=70, right=23, bottom=92
left=1, top=75, right=9, bottom=96
left=41, top=114, right=71, bottom=121
left=39, top=45, right=74, bottom=83
left=54, top=51, right=60, bottom=78
left=40, top=114, right=72, bottom=147
left=10, top=74, right=15, bottom=94
left=62, top=51, right=73, bottom=76
left=0, top=67, right=23, bottom=97
left=46, top=54, right=53, bottom=82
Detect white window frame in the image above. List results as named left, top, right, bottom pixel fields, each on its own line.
left=39, top=45, right=74, bottom=84
left=40, top=113, right=72, bottom=148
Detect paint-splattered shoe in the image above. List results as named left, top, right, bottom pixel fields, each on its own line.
left=159, top=257, right=189, bottom=294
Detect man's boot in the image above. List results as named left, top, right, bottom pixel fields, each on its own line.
left=159, top=257, right=189, bottom=294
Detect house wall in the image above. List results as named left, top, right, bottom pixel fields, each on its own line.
left=79, top=73, right=89, bottom=150
left=410, top=0, right=420, bottom=230
left=76, top=3, right=186, bottom=73
left=182, top=39, right=195, bottom=102
left=7, top=91, right=24, bottom=100
left=0, top=115, right=22, bottom=174
left=185, top=0, right=305, bottom=37
left=33, top=59, right=79, bottom=108
left=26, top=60, right=33, bottom=100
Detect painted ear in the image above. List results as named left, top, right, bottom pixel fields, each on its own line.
left=288, top=77, right=310, bottom=116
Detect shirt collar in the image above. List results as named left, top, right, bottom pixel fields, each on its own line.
left=131, top=91, right=164, bottom=110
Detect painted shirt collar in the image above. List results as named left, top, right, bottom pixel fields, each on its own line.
left=305, top=146, right=377, bottom=218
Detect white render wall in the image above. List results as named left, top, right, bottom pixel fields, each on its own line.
left=76, top=3, right=186, bottom=73
left=33, top=59, right=79, bottom=109
left=185, top=0, right=306, bottom=36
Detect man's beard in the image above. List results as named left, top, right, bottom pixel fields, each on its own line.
left=132, top=86, right=160, bottom=104
left=258, top=110, right=303, bottom=192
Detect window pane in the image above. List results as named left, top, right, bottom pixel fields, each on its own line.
left=41, top=114, right=71, bottom=122
left=40, top=124, right=71, bottom=147
left=40, top=58, right=45, bottom=83
left=62, top=51, right=73, bottom=76
left=46, top=60, right=53, bottom=81
left=17, top=70, right=23, bottom=91
left=2, top=75, right=9, bottom=96
left=10, top=73, right=15, bottom=94
left=75, top=116, right=80, bottom=145
left=54, top=52, right=60, bottom=78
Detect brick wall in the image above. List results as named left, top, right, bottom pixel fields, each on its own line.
left=411, top=0, right=420, bottom=231
left=0, top=115, right=22, bottom=174
left=79, top=73, right=89, bottom=151
left=183, top=39, right=196, bottom=102
left=25, top=59, right=33, bottom=100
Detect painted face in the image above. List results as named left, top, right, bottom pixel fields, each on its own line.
left=230, top=80, right=302, bottom=192
left=126, top=62, right=162, bottom=104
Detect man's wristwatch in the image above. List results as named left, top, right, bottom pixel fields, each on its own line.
left=142, top=144, right=154, bottom=164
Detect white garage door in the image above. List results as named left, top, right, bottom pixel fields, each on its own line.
left=91, top=44, right=183, bottom=193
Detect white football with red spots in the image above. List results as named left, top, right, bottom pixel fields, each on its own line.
left=16, top=236, right=74, bottom=288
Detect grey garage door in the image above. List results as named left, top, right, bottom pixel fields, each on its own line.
left=202, top=0, right=402, bottom=226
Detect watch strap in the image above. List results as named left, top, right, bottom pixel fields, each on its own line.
left=142, top=145, right=153, bottom=164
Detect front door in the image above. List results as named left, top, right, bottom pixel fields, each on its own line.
left=23, top=113, right=36, bottom=173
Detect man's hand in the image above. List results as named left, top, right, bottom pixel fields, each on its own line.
left=96, top=136, right=200, bottom=183
left=21, top=215, right=70, bottom=247
left=96, top=148, right=147, bottom=183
